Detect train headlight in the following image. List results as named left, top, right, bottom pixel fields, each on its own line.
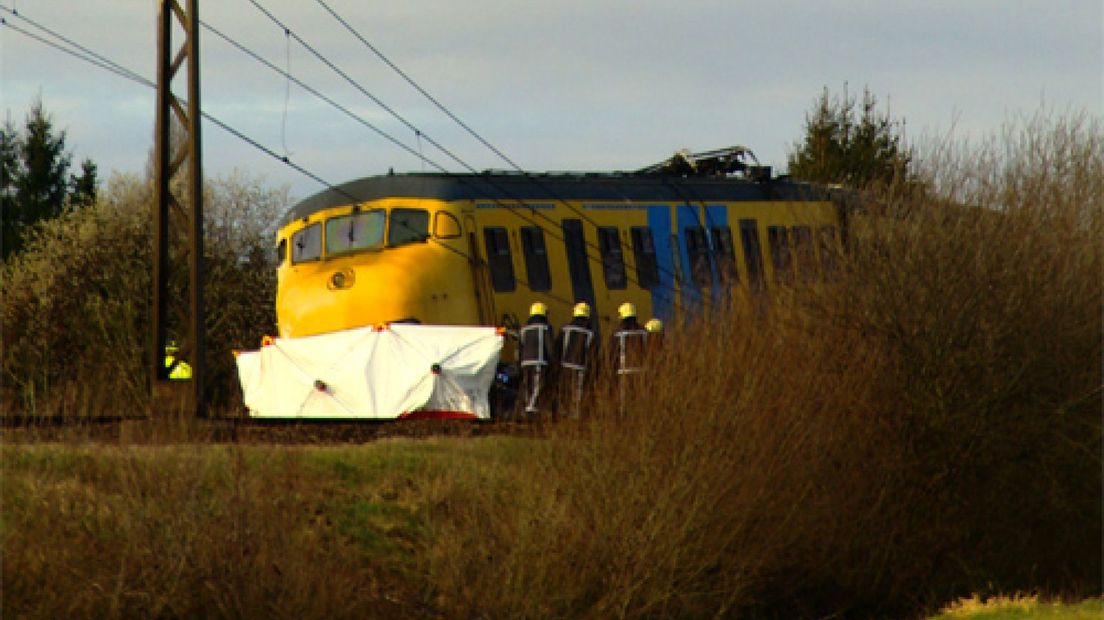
left=327, top=268, right=355, bottom=290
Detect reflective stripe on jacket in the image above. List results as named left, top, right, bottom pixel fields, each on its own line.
left=519, top=320, right=552, bottom=367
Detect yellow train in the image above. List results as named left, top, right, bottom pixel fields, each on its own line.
left=274, top=148, right=845, bottom=339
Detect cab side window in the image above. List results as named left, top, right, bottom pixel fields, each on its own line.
left=433, top=211, right=462, bottom=239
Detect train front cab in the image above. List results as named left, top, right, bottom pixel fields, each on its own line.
left=275, top=198, right=481, bottom=338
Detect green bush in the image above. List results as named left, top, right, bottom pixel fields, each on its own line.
left=1, top=171, right=288, bottom=417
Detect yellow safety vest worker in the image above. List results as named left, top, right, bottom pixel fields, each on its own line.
left=164, top=350, right=193, bottom=381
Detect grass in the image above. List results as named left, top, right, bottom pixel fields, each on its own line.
left=3, top=439, right=1099, bottom=618
left=931, top=595, right=1104, bottom=619
left=0, top=437, right=538, bottom=619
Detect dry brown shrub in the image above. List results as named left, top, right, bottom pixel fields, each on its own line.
left=423, top=111, right=1102, bottom=618
left=2, top=111, right=1097, bottom=619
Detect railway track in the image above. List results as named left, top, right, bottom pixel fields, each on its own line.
left=1, top=415, right=540, bottom=444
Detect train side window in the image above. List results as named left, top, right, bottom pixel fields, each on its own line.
left=818, top=225, right=839, bottom=277
left=291, top=222, right=322, bottom=264
left=389, top=208, right=430, bottom=247
left=684, top=226, right=712, bottom=288
left=792, top=225, right=816, bottom=282
left=598, top=226, right=627, bottom=290
left=630, top=226, right=659, bottom=289
left=483, top=226, right=516, bottom=292
left=767, top=225, right=793, bottom=283
left=562, top=219, right=596, bottom=311
left=711, top=226, right=738, bottom=285
left=739, top=219, right=765, bottom=293
left=520, top=226, right=552, bottom=292
left=433, top=211, right=461, bottom=239
left=326, top=210, right=386, bottom=256
left=670, top=234, right=683, bottom=286
left=276, top=238, right=287, bottom=265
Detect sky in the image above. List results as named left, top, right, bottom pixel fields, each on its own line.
left=2, top=1, right=1101, bottom=203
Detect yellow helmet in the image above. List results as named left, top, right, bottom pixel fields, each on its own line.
left=573, top=301, right=591, bottom=318
left=617, top=302, right=637, bottom=320
left=529, top=301, right=548, bottom=317
left=165, top=341, right=180, bottom=354
left=645, top=318, right=663, bottom=333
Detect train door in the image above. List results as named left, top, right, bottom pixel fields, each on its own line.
left=561, top=219, right=598, bottom=326
left=463, top=211, right=495, bottom=325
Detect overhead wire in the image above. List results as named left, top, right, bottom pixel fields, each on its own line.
left=200, top=20, right=435, bottom=171
left=241, top=0, right=473, bottom=174
left=281, top=26, right=293, bottom=159
left=237, top=1, right=686, bottom=313
left=305, top=1, right=697, bottom=308
left=0, top=7, right=585, bottom=314
left=314, top=0, right=525, bottom=173
left=3, top=5, right=707, bottom=318
left=6, top=4, right=675, bottom=321
left=0, top=6, right=153, bottom=88
left=0, top=10, right=339, bottom=213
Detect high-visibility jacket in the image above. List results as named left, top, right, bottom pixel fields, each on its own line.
left=558, top=317, right=595, bottom=372
left=611, top=318, right=647, bottom=375
left=164, top=354, right=193, bottom=380
left=519, top=315, right=553, bottom=368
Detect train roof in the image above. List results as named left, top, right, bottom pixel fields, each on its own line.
left=279, top=171, right=827, bottom=227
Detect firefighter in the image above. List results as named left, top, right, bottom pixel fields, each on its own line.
left=163, top=341, right=193, bottom=381
left=556, top=301, right=597, bottom=419
left=644, top=318, right=665, bottom=356
left=518, top=301, right=554, bottom=420
left=610, top=302, right=647, bottom=413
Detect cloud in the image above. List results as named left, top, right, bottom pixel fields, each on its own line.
left=2, top=0, right=1099, bottom=200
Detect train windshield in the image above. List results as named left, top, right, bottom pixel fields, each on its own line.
left=291, top=223, right=322, bottom=263
left=325, top=209, right=385, bottom=256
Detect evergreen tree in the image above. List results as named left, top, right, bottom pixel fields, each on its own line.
left=1, top=121, right=19, bottom=259
left=17, top=99, right=71, bottom=221
left=69, top=158, right=99, bottom=209
left=787, top=85, right=913, bottom=189
left=1, top=98, right=98, bottom=260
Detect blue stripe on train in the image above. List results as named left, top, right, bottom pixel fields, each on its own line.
left=647, top=205, right=673, bottom=323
